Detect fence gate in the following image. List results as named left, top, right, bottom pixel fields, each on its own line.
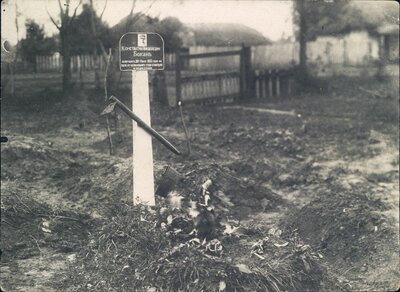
left=175, top=46, right=252, bottom=105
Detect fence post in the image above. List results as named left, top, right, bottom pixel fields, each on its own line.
left=79, top=55, right=84, bottom=88
left=268, top=70, right=273, bottom=97
left=36, top=56, right=39, bottom=72
left=262, top=71, right=266, bottom=98
left=239, top=46, right=245, bottom=100
left=240, top=45, right=253, bottom=100
left=245, top=46, right=254, bottom=99
left=175, top=49, right=182, bottom=105
left=276, top=71, right=281, bottom=98
left=254, top=70, right=259, bottom=99
left=153, top=71, right=168, bottom=105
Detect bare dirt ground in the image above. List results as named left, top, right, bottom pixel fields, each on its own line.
left=1, top=75, right=399, bottom=291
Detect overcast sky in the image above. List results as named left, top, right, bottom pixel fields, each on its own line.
left=1, top=0, right=294, bottom=45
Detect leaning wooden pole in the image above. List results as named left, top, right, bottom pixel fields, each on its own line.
left=104, top=49, right=114, bottom=155
left=178, top=101, right=191, bottom=156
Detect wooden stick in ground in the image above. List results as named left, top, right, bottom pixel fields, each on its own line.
left=104, top=48, right=114, bottom=155
left=178, top=101, right=191, bottom=155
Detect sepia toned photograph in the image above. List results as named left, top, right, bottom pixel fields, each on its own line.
left=1, top=0, right=399, bottom=291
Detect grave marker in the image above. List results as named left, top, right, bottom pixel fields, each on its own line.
left=119, top=32, right=164, bottom=206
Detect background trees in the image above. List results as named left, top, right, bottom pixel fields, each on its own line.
left=47, top=0, right=82, bottom=93
left=69, top=3, right=113, bottom=55
left=19, top=20, right=57, bottom=72
left=16, top=1, right=189, bottom=93
left=154, top=17, right=185, bottom=52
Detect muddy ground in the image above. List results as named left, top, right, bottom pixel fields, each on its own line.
left=1, top=75, right=399, bottom=291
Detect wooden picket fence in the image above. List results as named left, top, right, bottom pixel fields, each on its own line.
left=180, top=72, right=241, bottom=104
left=7, top=47, right=297, bottom=103
left=253, top=69, right=296, bottom=98
left=175, top=48, right=249, bottom=105
left=173, top=46, right=297, bottom=105
left=36, top=53, right=179, bottom=73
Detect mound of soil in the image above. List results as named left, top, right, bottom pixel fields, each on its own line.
left=174, top=163, right=283, bottom=218
left=287, top=183, right=399, bottom=290
left=1, top=136, right=76, bottom=182
left=61, top=202, right=331, bottom=292
left=1, top=192, right=93, bottom=263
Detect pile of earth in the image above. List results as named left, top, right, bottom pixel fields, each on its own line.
left=60, top=198, right=335, bottom=291
left=0, top=135, right=132, bottom=210
left=0, top=191, right=93, bottom=263
left=0, top=132, right=284, bottom=218
left=1, top=136, right=80, bottom=182
left=207, top=126, right=305, bottom=158
left=49, top=138, right=337, bottom=290
left=287, top=182, right=399, bottom=290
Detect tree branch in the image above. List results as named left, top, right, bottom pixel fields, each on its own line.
left=99, top=0, right=108, bottom=20
left=57, top=0, right=63, bottom=16
left=68, top=0, right=82, bottom=26
left=47, top=13, right=61, bottom=30
left=65, top=0, right=70, bottom=17
left=125, top=0, right=156, bottom=30
left=46, top=1, right=61, bottom=30
left=141, top=0, right=157, bottom=15
left=130, top=0, right=137, bottom=16
left=88, top=0, right=108, bottom=67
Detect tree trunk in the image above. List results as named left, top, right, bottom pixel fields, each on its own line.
left=93, top=50, right=101, bottom=89
left=61, top=29, right=72, bottom=93
left=88, top=0, right=102, bottom=90
left=298, top=0, right=308, bottom=81
left=33, top=59, right=37, bottom=73
left=9, top=63, right=15, bottom=98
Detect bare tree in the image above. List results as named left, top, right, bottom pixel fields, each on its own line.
left=294, top=0, right=308, bottom=83
left=125, top=0, right=158, bottom=29
left=47, top=0, right=82, bottom=93
left=297, top=0, right=308, bottom=82
left=9, top=0, right=21, bottom=98
left=87, top=0, right=110, bottom=88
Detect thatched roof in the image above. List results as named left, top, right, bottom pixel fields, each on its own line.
left=186, top=23, right=271, bottom=46
left=111, top=13, right=157, bottom=37
left=111, top=14, right=270, bottom=47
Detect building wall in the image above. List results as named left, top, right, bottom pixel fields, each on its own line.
left=252, top=31, right=380, bottom=70
left=386, top=35, right=399, bottom=62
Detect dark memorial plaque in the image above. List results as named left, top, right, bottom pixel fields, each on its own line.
left=119, top=32, right=164, bottom=71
